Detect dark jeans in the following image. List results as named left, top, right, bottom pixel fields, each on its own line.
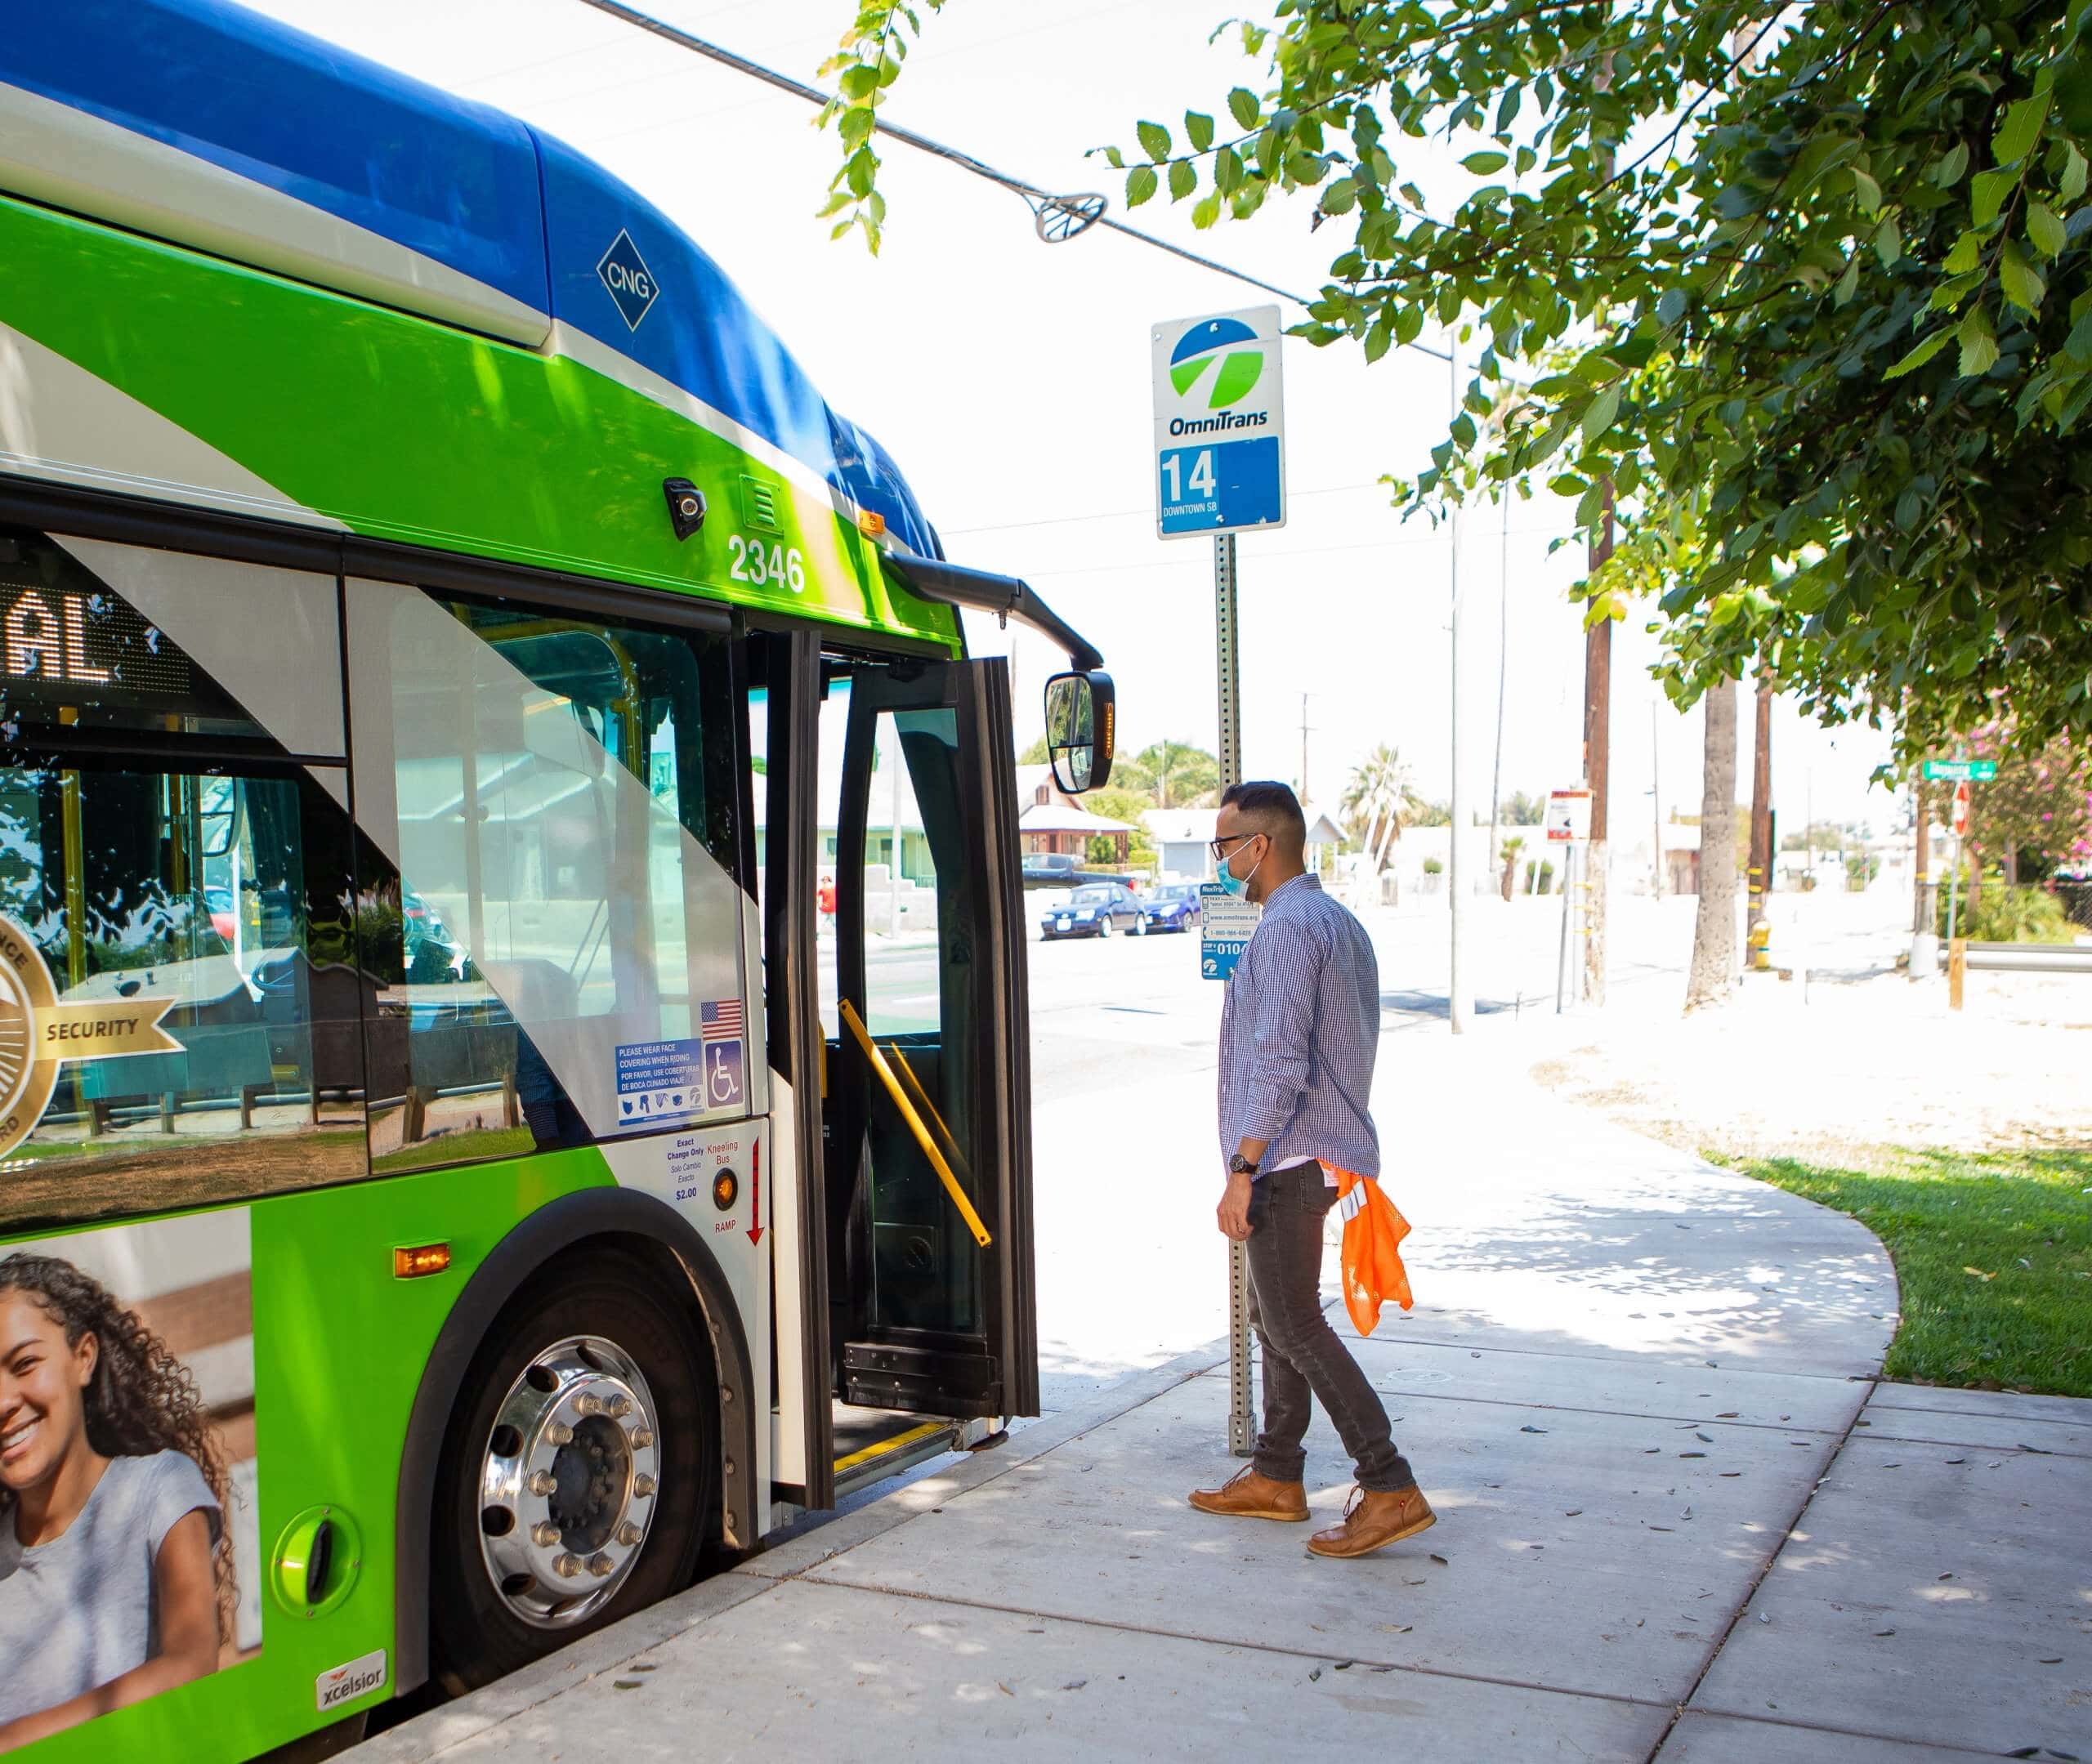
left=1246, top=1164, right=1414, bottom=1493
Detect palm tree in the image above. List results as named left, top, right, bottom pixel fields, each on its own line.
left=1342, top=744, right=1419, bottom=873
left=1126, top=739, right=1220, bottom=809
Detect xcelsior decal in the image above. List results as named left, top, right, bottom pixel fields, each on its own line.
left=594, top=229, right=659, bottom=333
left=0, top=914, right=181, bottom=1159
left=315, top=1649, right=387, bottom=1713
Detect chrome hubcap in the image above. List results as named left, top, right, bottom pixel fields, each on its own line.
left=477, top=1335, right=660, bottom=1628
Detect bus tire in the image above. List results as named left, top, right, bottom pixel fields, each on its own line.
left=429, top=1246, right=718, bottom=1693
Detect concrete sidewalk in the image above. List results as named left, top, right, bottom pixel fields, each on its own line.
left=355, top=1040, right=2090, bottom=1762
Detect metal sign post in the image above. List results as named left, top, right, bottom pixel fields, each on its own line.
left=1153, top=308, right=1286, bottom=1460
left=1548, top=788, right=1591, bottom=1012
left=1214, top=533, right=1254, bottom=1456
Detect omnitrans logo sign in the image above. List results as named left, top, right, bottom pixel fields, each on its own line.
left=1151, top=305, right=1287, bottom=538
left=596, top=229, right=659, bottom=332
left=1164, top=317, right=1269, bottom=435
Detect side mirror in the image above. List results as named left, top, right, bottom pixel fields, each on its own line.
left=1042, top=670, right=1114, bottom=794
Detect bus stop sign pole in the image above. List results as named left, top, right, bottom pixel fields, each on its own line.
left=1214, top=531, right=1254, bottom=1457
left=1150, top=306, right=1285, bottom=1461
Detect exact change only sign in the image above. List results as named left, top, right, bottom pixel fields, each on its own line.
left=1153, top=306, right=1286, bottom=538
left=1200, top=883, right=1261, bottom=980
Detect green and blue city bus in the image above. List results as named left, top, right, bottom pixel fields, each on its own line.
left=0, top=3, right=1112, bottom=1755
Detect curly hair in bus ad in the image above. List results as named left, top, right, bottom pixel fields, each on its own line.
left=0, top=1251, right=237, bottom=1746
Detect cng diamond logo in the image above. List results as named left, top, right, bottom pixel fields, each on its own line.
left=596, top=229, right=659, bottom=332
left=1168, top=317, right=1265, bottom=409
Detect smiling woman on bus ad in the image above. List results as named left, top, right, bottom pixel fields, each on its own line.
left=0, top=1253, right=232, bottom=1750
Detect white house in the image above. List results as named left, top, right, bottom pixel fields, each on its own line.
left=1145, top=808, right=1218, bottom=879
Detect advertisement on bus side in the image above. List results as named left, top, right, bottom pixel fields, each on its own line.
left=0, top=1208, right=260, bottom=1753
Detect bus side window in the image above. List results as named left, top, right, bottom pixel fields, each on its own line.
left=344, top=583, right=753, bottom=1173
left=0, top=530, right=367, bottom=1235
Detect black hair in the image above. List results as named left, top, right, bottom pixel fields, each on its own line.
left=1220, top=779, right=1307, bottom=846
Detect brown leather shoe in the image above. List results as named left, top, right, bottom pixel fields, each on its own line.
left=1187, top=1467, right=1309, bottom=1522
left=1306, top=1484, right=1436, bottom=1558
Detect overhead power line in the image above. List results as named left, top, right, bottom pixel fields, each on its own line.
left=574, top=0, right=1452, bottom=360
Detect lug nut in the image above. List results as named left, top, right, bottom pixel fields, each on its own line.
left=607, top=1395, right=633, bottom=1418
left=574, top=1392, right=603, bottom=1417
left=552, top=1553, right=583, bottom=1579
left=617, top=1521, right=643, bottom=1547
left=545, top=1422, right=573, bottom=1447
left=531, top=1521, right=561, bottom=1547
left=628, top=1428, right=655, bottom=1449
left=587, top=1552, right=615, bottom=1578
left=529, top=1471, right=556, bottom=1496
left=633, top=1474, right=656, bottom=1498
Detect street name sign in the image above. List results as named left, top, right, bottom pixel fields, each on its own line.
left=1922, top=758, right=1996, bottom=781
left=1546, top=788, right=1592, bottom=843
left=1200, top=883, right=1261, bottom=980
left=1152, top=306, right=1286, bottom=538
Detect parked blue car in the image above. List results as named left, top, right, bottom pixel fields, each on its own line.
left=1039, top=882, right=1145, bottom=940
left=1141, top=882, right=1203, bottom=934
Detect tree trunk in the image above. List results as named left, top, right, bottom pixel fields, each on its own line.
left=1685, top=681, right=1741, bottom=1012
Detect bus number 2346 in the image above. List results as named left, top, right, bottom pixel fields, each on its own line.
left=726, top=534, right=807, bottom=593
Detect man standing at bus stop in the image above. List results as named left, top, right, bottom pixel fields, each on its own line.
left=1187, top=781, right=1434, bottom=1558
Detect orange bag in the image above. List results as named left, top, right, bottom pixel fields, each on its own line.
left=1328, top=1166, right=1414, bottom=1335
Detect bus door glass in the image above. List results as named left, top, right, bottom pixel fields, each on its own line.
left=829, top=659, right=1036, bottom=1421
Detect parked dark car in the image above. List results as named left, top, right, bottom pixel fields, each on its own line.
left=1021, top=855, right=1135, bottom=892
left=1021, top=852, right=1084, bottom=887
left=1141, top=881, right=1203, bottom=934
left=1038, top=882, right=1146, bottom=940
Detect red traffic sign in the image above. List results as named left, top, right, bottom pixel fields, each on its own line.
left=1952, top=780, right=1971, bottom=837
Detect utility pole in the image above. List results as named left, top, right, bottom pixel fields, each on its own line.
left=1583, top=488, right=1612, bottom=1005
left=1651, top=697, right=1664, bottom=898
left=1748, top=677, right=1773, bottom=971
left=1298, top=692, right=1313, bottom=806
left=1911, top=776, right=1937, bottom=976
left=1489, top=494, right=1510, bottom=882
left=1447, top=335, right=1473, bottom=1033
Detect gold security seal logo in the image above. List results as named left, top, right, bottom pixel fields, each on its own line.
left=0, top=915, right=179, bottom=1158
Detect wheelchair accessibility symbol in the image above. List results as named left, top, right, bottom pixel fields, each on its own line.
left=706, top=1038, right=744, bottom=1107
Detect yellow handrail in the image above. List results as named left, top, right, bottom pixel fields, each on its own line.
left=885, top=1041, right=970, bottom=1182
left=838, top=998, right=991, bottom=1248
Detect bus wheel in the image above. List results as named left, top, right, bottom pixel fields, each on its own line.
left=431, top=1249, right=717, bottom=1692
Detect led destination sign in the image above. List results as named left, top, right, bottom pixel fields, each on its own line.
left=0, top=580, right=190, bottom=698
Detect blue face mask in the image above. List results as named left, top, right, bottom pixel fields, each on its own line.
left=1217, top=836, right=1265, bottom=899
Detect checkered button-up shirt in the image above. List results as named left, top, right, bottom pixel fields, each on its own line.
left=1218, top=873, right=1382, bottom=1179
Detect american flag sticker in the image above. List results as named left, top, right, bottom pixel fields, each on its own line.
left=701, top=998, right=744, bottom=1042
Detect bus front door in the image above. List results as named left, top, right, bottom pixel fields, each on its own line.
left=828, top=657, right=1037, bottom=1450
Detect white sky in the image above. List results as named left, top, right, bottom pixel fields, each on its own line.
left=251, top=0, right=1899, bottom=834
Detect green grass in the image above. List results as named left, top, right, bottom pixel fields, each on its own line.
left=1739, top=1147, right=2092, bottom=1398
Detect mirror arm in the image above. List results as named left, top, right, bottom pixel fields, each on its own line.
left=883, top=553, right=1104, bottom=673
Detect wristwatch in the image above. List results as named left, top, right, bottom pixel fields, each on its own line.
left=1228, top=1153, right=1259, bottom=1177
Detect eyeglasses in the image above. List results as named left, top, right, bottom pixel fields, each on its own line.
left=1208, top=833, right=1263, bottom=860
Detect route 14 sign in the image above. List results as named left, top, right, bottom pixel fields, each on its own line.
left=1546, top=788, right=1592, bottom=843
left=1152, top=306, right=1286, bottom=538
